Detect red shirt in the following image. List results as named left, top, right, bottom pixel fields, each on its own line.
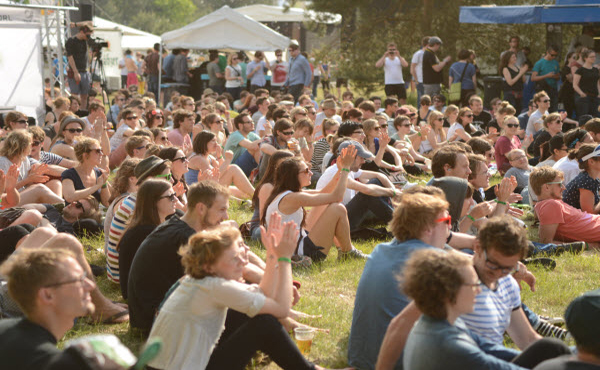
left=535, top=198, right=600, bottom=242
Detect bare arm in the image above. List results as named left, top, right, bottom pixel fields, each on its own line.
left=375, top=53, right=387, bottom=68
left=506, top=308, right=542, bottom=350
left=375, top=302, right=422, bottom=370
left=538, top=223, right=559, bottom=244
left=347, top=177, right=395, bottom=197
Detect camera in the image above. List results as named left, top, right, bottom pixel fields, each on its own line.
left=89, top=36, right=109, bottom=52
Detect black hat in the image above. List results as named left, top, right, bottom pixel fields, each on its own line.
left=134, top=155, right=168, bottom=185
left=565, top=288, right=600, bottom=347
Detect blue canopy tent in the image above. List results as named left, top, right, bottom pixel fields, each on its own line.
left=459, top=0, right=600, bottom=24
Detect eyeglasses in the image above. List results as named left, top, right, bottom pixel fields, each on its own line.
left=66, top=128, right=83, bottom=133
left=483, top=249, right=518, bottom=274
left=126, top=116, right=138, bottom=120
left=73, top=200, right=87, bottom=213
left=44, top=271, right=89, bottom=288
left=546, top=181, right=565, bottom=187
left=173, top=156, right=188, bottom=163
left=298, top=167, right=311, bottom=174
left=282, top=130, right=294, bottom=135
left=160, top=193, right=178, bottom=202
left=506, top=123, right=519, bottom=128
left=32, top=140, right=42, bottom=147
left=88, top=148, right=103, bottom=155
left=243, top=120, right=253, bottom=125
left=353, top=130, right=365, bottom=135
left=463, top=279, right=482, bottom=290
left=155, top=173, right=172, bottom=182
left=15, top=119, right=28, bottom=124
left=155, top=115, right=164, bottom=119
left=435, top=215, right=452, bottom=226
left=549, top=53, right=558, bottom=58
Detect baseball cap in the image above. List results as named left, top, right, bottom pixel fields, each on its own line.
left=565, top=289, right=600, bottom=347
left=428, top=36, right=442, bottom=46
left=581, top=144, right=600, bottom=162
left=338, top=140, right=375, bottom=160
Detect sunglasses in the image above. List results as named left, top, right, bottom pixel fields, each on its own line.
left=88, top=148, right=103, bottom=155
left=401, top=124, right=412, bottom=127
left=73, top=200, right=86, bottom=213
left=464, top=114, right=474, bottom=118
left=173, top=156, right=188, bottom=163
left=380, top=123, right=388, bottom=128
left=155, top=173, right=172, bottom=182
left=32, top=140, right=42, bottom=147
left=506, top=123, right=519, bottom=128
left=298, top=167, right=311, bottom=174
left=126, top=116, right=138, bottom=120
left=373, top=126, right=381, bottom=131
left=541, top=99, right=550, bottom=103
left=435, top=118, right=444, bottom=121
left=282, top=131, right=294, bottom=135
left=160, top=193, right=178, bottom=202
left=15, top=119, right=28, bottom=124
left=435, top=215, right=452, bottom=226
left=66, top=128, right=83, bottom=133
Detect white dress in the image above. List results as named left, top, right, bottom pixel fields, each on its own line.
left=147, top=276, right=265, bottom=370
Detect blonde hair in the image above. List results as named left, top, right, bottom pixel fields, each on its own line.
left=179, top=226, right=240, bottom=279
left=0, top=130, right=32, bottom=159
left=73, top=137, right=100, bottom=162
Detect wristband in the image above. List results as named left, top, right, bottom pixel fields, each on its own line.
left=466, top=214, right=475, bottom=222
left=101, top=182, right=108, bottom=189
left=417, top=132, right=422, bottom=137
left=494, top=199, right=507, bottom=205
left=219, top=156, right=224, bottom=160
left=341, top=168, right=350, bottom=172
left=278, top=257, right=292, bottom=264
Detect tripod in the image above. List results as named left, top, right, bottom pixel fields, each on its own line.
left=89, top=49, right=109, bottom=109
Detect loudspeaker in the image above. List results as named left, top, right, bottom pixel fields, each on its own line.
left=70, top=0, right=94, bottom=23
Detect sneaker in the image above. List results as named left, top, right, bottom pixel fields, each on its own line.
left=534, top=318, right=569, bottom=340
left=338, top=248, right=369, bottom=261
left=538, top=315, right=565, bottom=326
left=523, top=257, right=556, bottom=270
left=554, top=241, right=586, bottom=256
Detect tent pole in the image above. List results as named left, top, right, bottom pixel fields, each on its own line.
left=158, top=43, right=163, bottom=108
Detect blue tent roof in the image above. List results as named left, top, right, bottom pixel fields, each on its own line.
left=460, top=1, right=600, bottom=24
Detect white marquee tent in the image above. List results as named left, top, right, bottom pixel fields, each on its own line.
left=235, top=4, right=341, bottom=24
left=160, top=5, right=290, bottom=51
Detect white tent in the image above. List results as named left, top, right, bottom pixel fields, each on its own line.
left=94, top=16, right=161, bottom=51
left=235, top=4, right=341, bottom=24
left=161, top=5, right=290, bottom=51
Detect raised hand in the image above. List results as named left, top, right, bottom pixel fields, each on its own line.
left=261, top=212, right=284, bottom=256
left=173, top=181, right=185, bottom=197
left=96, top=169, right=109, bottom=186
left=337, top=145, right=357, bottom=170
left=223, top=150, right=234, bottom=162
left=214, top=144, right=223, bottom=159
left=6, top=164, right=19, bottom=190
left=28, top=163, right=49, bottom=184
left=380, top=129, right=391, bottom=147
left=494, top=177, right=513, bottom=203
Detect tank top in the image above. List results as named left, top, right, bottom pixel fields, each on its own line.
left=503, top=67, right=523, bottom=91
left=265, top=190, right=306, bottom=251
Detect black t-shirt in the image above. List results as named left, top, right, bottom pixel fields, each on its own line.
left=0, top=318, right=60, bottom=370
left=118, top=224, right=157, bottom=300
left=61, top=167, right=103, bottom=204
left=575, top=66, right=600, bottom=96
left=422, top=49, right=442, bottom=84
left=534, top=354, right=600, bottom=370
left=472, top=110, right=493, bottom=131
left=65, top=36, right=89, bottom=72
left=127, top=215, right=195, bottom=332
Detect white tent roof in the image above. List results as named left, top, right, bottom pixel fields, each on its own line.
left=235, top=4, right=341, bottom=24
left=94, top=16, right=161, bottom=50
left=160, top=5, right=290, bottom=51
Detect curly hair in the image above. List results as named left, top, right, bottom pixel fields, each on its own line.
left=402, top=249, right=473, bottom=319
left=478, top=216, right=528, bottom=258
left=73, top=137, right=100, bottom=163
left=179, top=226, right=240, bottom=279
left=0, top=130, right=32, bottom=159
left=390, top=192, right=449, bottom=242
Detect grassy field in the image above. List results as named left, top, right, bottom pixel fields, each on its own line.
left=59, top=171, right=600, bottom=368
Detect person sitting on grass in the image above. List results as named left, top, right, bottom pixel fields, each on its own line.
left=532, top=166, right=600, bottom=244
left=553, top=128, right=594, bottom=186
left=186, top=130, right=255, bottom=199
left=534, top=289, right=600, bottom=370
left=49, top=116, right=85, bottom=160
left=561, top=144, right=600, bottom=213
left=505, top=149, right=532, bottom=200
left=146, top=217, right=350, bottom=370
left=262, top=146, right=369, bottom=263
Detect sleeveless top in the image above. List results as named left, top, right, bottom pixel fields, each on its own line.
left=503, top=67, right=523, bottom=91
left=265, top=190, right=306, bottom=251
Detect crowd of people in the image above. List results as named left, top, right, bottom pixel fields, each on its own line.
left=1, top=22, right=600, bottom=370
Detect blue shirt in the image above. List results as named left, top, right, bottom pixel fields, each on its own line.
left=285, top=54, right=312, bottom=87
left=404, top=315, right=523, bottom=370
left=163, top=53, right=175, bottom=79
left=247, top=60, right=267, bottom=86
left=533, top=57, right=560, bottom=89
left=449, top=62, right=476, bottom=90
left=348, top=238, right=436, bottom=370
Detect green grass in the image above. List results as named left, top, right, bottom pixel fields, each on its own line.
left=60, top=188, right=600, bottom=368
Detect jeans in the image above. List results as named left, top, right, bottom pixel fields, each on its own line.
left=226, top=87, right=242, bottom=101
left=345, top=178, right=394, bottom=231
left=423, top=83, right=441, bottom=97
left=147, top=74, right=159, bottom=99
left=312, top=76, right=320, bottom=98
left=288, top=84, right=304, bottom=103
left=416, top=82, right=424, bottom=103
left=233, top=150, right=257, bottom=178
left=575, top=95, right=600, bottom=119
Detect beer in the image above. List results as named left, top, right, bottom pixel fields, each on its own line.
left=294, top=327, right=316, bottom=356
left=296, top=338, right=313, bottom=355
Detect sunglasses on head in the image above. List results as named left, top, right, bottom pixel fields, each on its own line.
left=66, top=128, right=83, bottom=133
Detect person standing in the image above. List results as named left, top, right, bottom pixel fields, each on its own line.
left=145, top=43, right=160, bottom=99
left=207, top=52, right=225, bottom=94
left=573, top=49, right=600, bottom=119
left=225, top=53, right=243, bottom=101
left=449, top=49, right=478, bottom=107
left=531, top=45, right=561, bottom=113
left=422, top=36, right=452, bottom=97
left=284, top=43, right=312, bottom=103
left=270, top=49, right=288, bottom=93
left=246, top=51, right=270, bottom=93
left=411, top=37, right=430, bottom=104
left=173, top=49, right=191, bottom=85
left=65, top=21, right=93, bottom=110
left=376, top=42, right=409, bottom=104
left=500, top=35, right=527, bottom=68
left=500, top=51, right=529, bottom=115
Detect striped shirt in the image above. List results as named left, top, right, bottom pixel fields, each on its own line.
left=106, top=193, right=137, bottom=283
left=310, top=138, right=330, bottom=172
left=460, top=274, right=521, bottom=344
